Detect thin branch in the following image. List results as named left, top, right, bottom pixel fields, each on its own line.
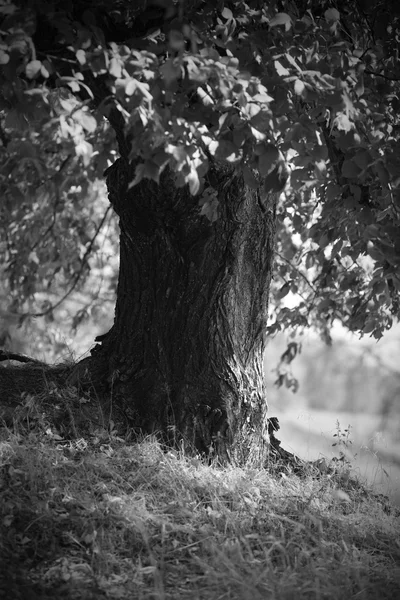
left=23, top=205, right=113, bottom=319
left=364, top=70, right=400, bottom=82
left=275, top=250, right=318, bottom=293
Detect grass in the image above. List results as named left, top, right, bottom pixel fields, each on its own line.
left=1, top=420, right=400, bottom=600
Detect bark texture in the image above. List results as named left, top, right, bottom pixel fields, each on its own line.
left=88, top=159, right=278, bottom=464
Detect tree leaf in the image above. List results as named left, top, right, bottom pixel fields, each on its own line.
left=242, top=165, right=259, bottom=189
left=200, top=198, right=219, bottom=221
left=187, top=169, right=200, bottom=195
left=264, top=163, right=289, bottom=193
left=144, top=161, right=160, bottom=183
left=25, top=60, right=42, bottom=79
left=334, top=113, right=353, bottom=132
left=169, top=30, right=185, bottom=51
left=274, top=60, right=290, bottom=77
left=341, top=160, right=360, bottom=178
left=325, top=8, right=340, bottom=22
left=277, top=282, right=290, bottom=299
left=109, top=57, right=122, bottom=78
left=258, top=145, right=279, bottom=177
left=76, top=49, right=86, bottom=65
left=161, top=60, right=182, bottom=85
left=128, top=163, right=145, bottom=189
left=294, top=79, right=305, bottom=96
left=221, top=7, right=233, bottom=20
left=353, top=150, right=370, bottom=170
left=74, top=110, right=97, bottom=133
left=215, top=140, right=240, bottom=163
left=269, top=13, right=292, bottom=31
left=0, top=50, right=9, bottom=64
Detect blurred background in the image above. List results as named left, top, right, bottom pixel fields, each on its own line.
left=265, top=326, right=400, bottom=506
left=1, top=181, right=399, bottom=505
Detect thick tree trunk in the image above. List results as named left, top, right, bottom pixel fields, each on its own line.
left=88, top=158, right=277, bottom=464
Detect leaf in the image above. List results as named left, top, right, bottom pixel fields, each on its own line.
left=314, top=160, right=326, bottom=178
left=232, top=127, right=248, bottom=148
left=294, top=79, right=305, bottom=96
left=129, top=163, right=145, bottom=189
left=169, top=30, right=185, bottom=51
left=251, top=92, right=274, bottom=103
left=349, top=184, right=361, bottom=202
left=305, top=252, right=315, bottom=269
left=4, top=109, right=27, bottom=131
left=67, top=80, right=80, bottom=92
left=277, top=282, right=290, bottom=299
left=0, top=50, right=9, bottom=64
left=334, top=113, right=353, bottom=132
left=242, top=165, right=259, bottom=189
left=187, top=169, right=200, bottom=195
left=161, top=60, right=182, bottom=85
left=75, top=140, right=93, bottom=166
left=367, top=242, right=383, bottom=261
left=125, top=78, right=137, bottom=96
left=263, top=162, right=289, bottom=193
left=258, top=145, right=279, bottom=176
left=362, top=319, right=376, bottom=334
left=353, top=150, right=370, bottom=170
left=14, top=140, right=37, bottom=158
left=375, top=161, right=390, bottom=186
left=109, top=57, right=122, bottom=78
left=40, top=63, right=50, bottom=78
left=341, top=160, right=360, bottom=178
left=250, top=110, right=271, bottom=131
left=144, top=161, right=161, bottom=183
left=285, top=54, right=301, bottom=71
left=311, top=144, right=328, bottom=161
left=269, top=13, right=292, bottom=31
left=246, top=103, right=261, bottom=118
left=25, top=60, right=42, bottom=79
left=74, top=110, right=97, bottom=133
left=325, top=8, right=340, bottom=22
left=215, top=140, right=240, bottom=163
left=76, top=49, right=86, bottom=65
left=274, top=60, right=290, bottom=77
left=317, top=298, right=332, bottom=311
left=200, top=198, right=219, bottom=222
left=221, top=7, right=233, bottom=20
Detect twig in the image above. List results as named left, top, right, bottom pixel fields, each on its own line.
left=274, top=250, right=317, bottom=293
left=22, top=205, right=113, bottom=319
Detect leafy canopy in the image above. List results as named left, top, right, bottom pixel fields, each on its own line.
left=1, top=0, right=400, bottom=341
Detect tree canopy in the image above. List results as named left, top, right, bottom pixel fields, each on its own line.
left=1, top=0, right=400, bottom=346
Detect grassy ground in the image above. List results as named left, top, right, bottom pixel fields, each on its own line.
left=1, top=426, right=400, bottom=600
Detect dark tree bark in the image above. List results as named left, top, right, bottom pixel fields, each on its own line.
left=83, top=157, right=278, bottom=464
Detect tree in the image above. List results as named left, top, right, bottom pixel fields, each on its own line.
left=1, top=0, right=399, bottom=463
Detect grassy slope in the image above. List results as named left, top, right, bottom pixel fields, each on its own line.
left=1, top=431, right=400, bottom=600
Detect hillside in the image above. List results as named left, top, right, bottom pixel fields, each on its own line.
left=1, top=428, right=399, bottom=600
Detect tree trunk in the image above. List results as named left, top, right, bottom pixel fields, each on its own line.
left=88, top=158, right=277, bottom=465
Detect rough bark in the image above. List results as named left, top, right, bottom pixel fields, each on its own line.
left=84, top=159, right=278, bottom=465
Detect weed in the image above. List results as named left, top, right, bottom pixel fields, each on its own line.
left=332, top=420, right=356, bottom=468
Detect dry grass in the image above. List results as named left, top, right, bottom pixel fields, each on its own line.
left=0, top=424, right=399, bottom=600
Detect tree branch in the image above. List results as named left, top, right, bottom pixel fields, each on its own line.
left=22, top=205, right=113, bottom=320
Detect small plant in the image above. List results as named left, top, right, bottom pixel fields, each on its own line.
left=332, top=420, right=356, bottom=468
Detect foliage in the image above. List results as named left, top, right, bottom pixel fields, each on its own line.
left=1, top=428, right=399, bottom=599
left=0, top=0, right=400, bottom=341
